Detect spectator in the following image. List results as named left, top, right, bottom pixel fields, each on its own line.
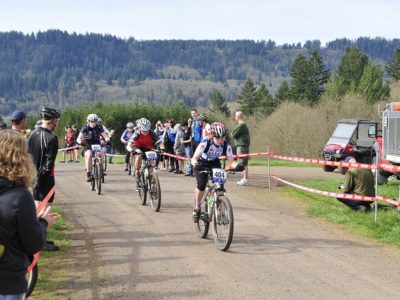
left=191, top=109, right=202, bottom=153
left=166, top=119, right=177, bottom=172
left=154, top=120, right=165, bottom=169
left=10, top=110, right=27, bottom=133
left=0, top=121, right=7, bottom=129
left=28, top=107, right=61, bottom=251
left=337, top=156, right=375, bottom=212
left=182, top=121, right=193, bottom=176
left=173, top=123, right=185, bottom=174
left=200, top=114, right=211, bottom=140
left=107, top=129, right=116, bottom=164
left=72, top=124, right=80, bottom=162
left=0, top=129, right=60, bottom=298
left=61, top=125, right=75, bottom=163
left=231, top=111, right=251, bottom=186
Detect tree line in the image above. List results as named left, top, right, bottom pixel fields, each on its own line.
left=1, top=30, right=400, bottom=114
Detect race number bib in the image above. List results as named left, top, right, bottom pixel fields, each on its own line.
left=145, top=151, right=157, bottom=161
left=91, top=144, right=102, bottom=153
left=212, top=168, right=227, bottom=183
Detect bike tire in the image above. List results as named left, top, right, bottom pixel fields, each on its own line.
left=90, top=166, right=95, bottom=191
left=149, top=173, right=161, bottom=212
left=95, top=163, right=101, bottom=195
left=195, top=197, right=210, bottom=239
left=104, top=154, right=107, bottom=172
left=138, top=172, right=147, bottom=205
left=26, top=264, right=38, bottom=298
left=101, top=162, right=105, bottom=183
left=212, top=195, right=234, bottom=251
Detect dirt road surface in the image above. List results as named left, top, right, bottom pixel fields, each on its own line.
left=52, top=163, right=400, bottom=299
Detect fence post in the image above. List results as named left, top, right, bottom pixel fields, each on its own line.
left=267, top=145, right=271, bottom=191
left=374, top=163, right=378, bottom=223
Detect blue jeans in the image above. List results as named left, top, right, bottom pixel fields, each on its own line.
left=185, top=146, right=193, bottom=174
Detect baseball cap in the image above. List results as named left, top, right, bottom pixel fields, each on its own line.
left=11, top=110, right=26, bottom=122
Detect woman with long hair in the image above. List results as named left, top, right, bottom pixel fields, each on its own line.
left=0, top=129, right=59, bottom=299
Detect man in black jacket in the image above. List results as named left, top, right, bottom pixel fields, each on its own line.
left=28, top=107, right=61, bottom=251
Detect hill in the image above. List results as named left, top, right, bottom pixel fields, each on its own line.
left=0, top=30, right=399, bottom=114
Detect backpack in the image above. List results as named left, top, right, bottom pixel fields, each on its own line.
left=193, top=120, right=202, bottom=142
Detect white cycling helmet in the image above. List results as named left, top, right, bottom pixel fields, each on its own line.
left=139, top=118, right=151, bottom=131
left=126, top=122, right=134, bottom=129
left=210, top=122, right=226, bottom=138
left=87, top=113, right=99, bottom=122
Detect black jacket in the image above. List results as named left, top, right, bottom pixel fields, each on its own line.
left=28, top=127, right=58, bottom=176
left=0, top=177, right=47, bottom=294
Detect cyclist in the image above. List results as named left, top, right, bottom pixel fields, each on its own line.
left=121, top=122, right=135, bottom=171
left=76, top=114, right=111, bottom=181
left=126, top=118, right=164, bottom=181
left=191, top=122, right=237, bottom=223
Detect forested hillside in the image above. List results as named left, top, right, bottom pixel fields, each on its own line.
left=1, top=30, right=399, bottom=115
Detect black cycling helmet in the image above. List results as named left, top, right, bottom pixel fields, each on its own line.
left=41, top=107, right=60, bottom=120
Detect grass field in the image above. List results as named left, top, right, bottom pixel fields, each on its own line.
left=30, top=204, right=69, bottom=300
left=286, top=178, right=400, bottom=247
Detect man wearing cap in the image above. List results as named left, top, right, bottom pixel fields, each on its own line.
left=10, top=110, right=26, bottom=133
left=28, top=107, right=61, bottom=251
left=337, top=156, right=375, bottom=212
left=232, top=111, right=251, bottom=186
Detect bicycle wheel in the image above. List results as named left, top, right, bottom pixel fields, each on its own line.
left=212, top=195, right=234, bottom=251
left=148, top=173, right=161, bottom=212
left=94, top=163, right=101, bottom=195
left=101, top=161, right=105, bottom=183
left=137, top=172, right=147, bottom=205
left=104, top=153, right=107, bottom=172
left=90, top=165, right=95, bottom=191
left=195, top=197, right=210, bottom=239
left=26, top=264, right=38, bottom=298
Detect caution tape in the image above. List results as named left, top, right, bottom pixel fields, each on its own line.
left=36, top=186, right=56, bottom=214
left=269, top=154, right=377, bottom=170
left=160, top=151, right=271, bottom=161
left=58, top=145, right=81, bottom=152
left=271, top=175, right=400, bottom=207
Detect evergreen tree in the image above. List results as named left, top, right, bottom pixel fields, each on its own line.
left=256, top=83, right=276, bottom=116
left=275, top=81, right=290, bottom=102
left=386, top=47, right=400, bottom=81
left=236, top=79, right=258, bottom=116
left=289, top=51, right=329, bottom=105
left=209, top=89, right=231, bottom=117
left=289, top=54, right=308, bottom=101
left=336, top=46, right=369, bottom=94
left=358, top=62, right=389, bottom=103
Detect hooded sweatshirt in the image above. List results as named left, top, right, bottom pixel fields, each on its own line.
left=0, top=177, right=47, bottom=294
left=173, top=124, right=185, bottom=154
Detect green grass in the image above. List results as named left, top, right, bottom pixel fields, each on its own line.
left=286, top=178, right=400, bottom=247
left=248, top=157, right=318, bottom=167
left=30, top=204, right=69, bottom=300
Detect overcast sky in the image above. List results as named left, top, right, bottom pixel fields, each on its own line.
left=0, top=0, right=399, bottom=45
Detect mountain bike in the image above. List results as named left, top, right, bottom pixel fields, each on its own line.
left=90, top=144, right=103, bottom=195
left=26, top=252, right=40, bottom=298
left=136, top=150, right=161, bottom=211
left=195, top=167, right=234, bottom=251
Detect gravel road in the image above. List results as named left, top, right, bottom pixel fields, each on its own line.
left=51, top=163, right=400, bottom=300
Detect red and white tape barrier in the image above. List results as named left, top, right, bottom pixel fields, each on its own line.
left=58, top=145, right=81, bottom=152
left=271, top=174, right=400, bottom=207
left=269, top=154, right=377, bottom=170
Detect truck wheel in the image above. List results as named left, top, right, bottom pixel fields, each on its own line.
left=323, top=165, right=335, bottom=172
